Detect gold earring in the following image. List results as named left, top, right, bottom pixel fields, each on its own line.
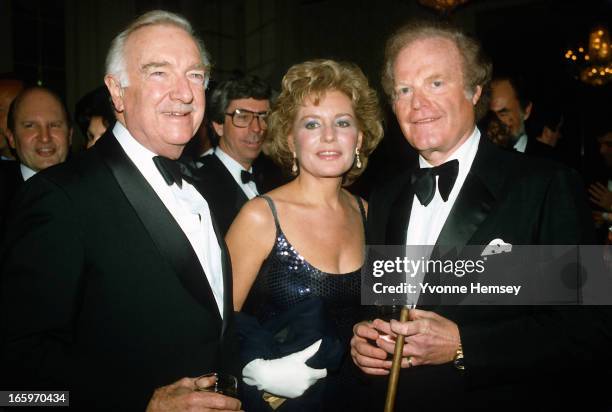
left=291, top=152, right=298, bottom=174
left=355, top=148, right=362, bottom=169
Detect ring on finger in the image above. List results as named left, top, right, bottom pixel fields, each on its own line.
left=407, top=356, right=413, bottom=367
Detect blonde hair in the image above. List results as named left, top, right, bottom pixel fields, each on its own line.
left=265, top=59, right=383, bottom=186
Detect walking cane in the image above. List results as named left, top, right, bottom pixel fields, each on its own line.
left=383, top=304, right=413, bottom=412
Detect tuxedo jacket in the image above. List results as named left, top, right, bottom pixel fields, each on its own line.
left=365, top=137, right=612, bottom=411
left=0, top=160, right=23, bottom=230
left=197, top=153, right=284, bottom=236
left=524, top=136, right=558, bottom=161
left=197, top=153, right=250, bottom=237
left=0, top=131, right=238, bottom=411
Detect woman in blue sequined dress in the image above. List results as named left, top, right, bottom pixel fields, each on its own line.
left=225, top=59, right=383, bottom=411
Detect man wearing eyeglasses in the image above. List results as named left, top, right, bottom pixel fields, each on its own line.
left=198, top=74, right=275, bottom=235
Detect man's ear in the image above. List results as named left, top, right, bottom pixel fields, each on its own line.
left=471, top=85, right=482, bottom=106
left=67, top=127, right=73, bottom=145
left=212, top=121, right=224, bottom=138
left=104, top=75, right=125, bottom=113
left=523, top=102, right=533, bottom=121
left=6, top=129, right=16, bottom=149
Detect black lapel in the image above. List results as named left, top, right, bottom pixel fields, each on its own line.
left=5, top=160, right=25, bottom=184
left=201, top=154, right=248, bottom=207
left=435, top=137, right=508, bottom=248
left=435, top=173, right=494, bottom=248
left=0, top=161, right=23, bottom=224
left=15, top=162, right=24, bottom=184
left=386, top=172, right=415, bottom=245
left=95, top=132, right=222, bottom=326
left=251, top=163, right=262, bottom=195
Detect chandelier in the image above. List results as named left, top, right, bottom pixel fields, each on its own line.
left=417, top=0, right=470, bottom=13
left=565, top=26, right=612, bottom=86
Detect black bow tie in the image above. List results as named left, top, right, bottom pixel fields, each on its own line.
left=153, top=156, right=199, bottom=189
left=241, top=170, right=255, bottom=184
left=410, top=159, right=459, bottom=206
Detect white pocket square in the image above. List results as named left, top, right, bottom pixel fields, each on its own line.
left=481, top=238, right=512, bottom=256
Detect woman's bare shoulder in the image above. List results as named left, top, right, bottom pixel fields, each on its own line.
left=342, top=189, right=369, bottom=216
left=235, top=196, right=275, bottom=228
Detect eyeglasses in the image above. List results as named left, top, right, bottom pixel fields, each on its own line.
left=225, top=109, right=269, bottom=129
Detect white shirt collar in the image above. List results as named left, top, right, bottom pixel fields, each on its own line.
left=513, top=133, right=528, bottom=153
left=406, top=127, right=480, bottom=246
left=215, top=146, right=253, bottom=174
left=214, top=146, right=258, bottom=199
left=113, top=122, right=171, bottom=189
left=20, top=163, right=37, bottom=181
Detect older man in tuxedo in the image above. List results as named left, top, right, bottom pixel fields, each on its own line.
left=1, top=10, right=241, bottom=412
left=351, top=20, right=611, bottom=411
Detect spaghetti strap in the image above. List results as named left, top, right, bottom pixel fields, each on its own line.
left=259, top=195, right=281, bottom=230
left=353, top=194, right=367, bottom=229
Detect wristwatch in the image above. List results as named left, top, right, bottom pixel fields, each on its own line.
left=453, top=343, right=465, bottom=370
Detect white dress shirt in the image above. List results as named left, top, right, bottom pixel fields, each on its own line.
left=513, top=133, right=528, bottom=153
left=20, top=164, right=37, bottom=181
left=214, top=147, right=259, bottom=199
left=406, top=127, right=481, bottom=246
left=113, top=122, right=224, bottom=317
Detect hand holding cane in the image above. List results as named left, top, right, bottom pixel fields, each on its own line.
left=383, top=305, right=413, bottom=412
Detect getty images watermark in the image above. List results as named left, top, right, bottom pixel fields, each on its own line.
left=362, top=244, right=612, bottom=306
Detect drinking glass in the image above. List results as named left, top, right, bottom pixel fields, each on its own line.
left=194, top=373, right=238, bottom=397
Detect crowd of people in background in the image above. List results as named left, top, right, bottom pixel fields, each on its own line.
left=0, top=8, right=611, bottom=412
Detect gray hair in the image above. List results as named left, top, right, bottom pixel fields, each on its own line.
left=105, top=10, right=211, bottom=87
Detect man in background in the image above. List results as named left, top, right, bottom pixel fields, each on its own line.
left=75, top=85, right=115, bottom=148
left=198, top=74, right=276, bottom=235
left=5, top=86, right=73, bottom=180
left=490, top=73, right=555, bottom=159
left=0, top=86, right=72, bottom=226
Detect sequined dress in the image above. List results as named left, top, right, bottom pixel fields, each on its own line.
left=241, top=195, right=368, bottom=411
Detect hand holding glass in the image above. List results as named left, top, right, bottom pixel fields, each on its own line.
left=194, top=373, right=238, bottom=397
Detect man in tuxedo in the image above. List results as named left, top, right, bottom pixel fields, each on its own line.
left=197, top=75, right=274, bottom=235
left=1, top=10, right=241, bottom=412
left=350, top=20, right=611, bottom=411
left=0, top=86, right=72, bottom=227
left=490, top=73, right=555, bottom=159
left=5, top=86, right=73, bottom=180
